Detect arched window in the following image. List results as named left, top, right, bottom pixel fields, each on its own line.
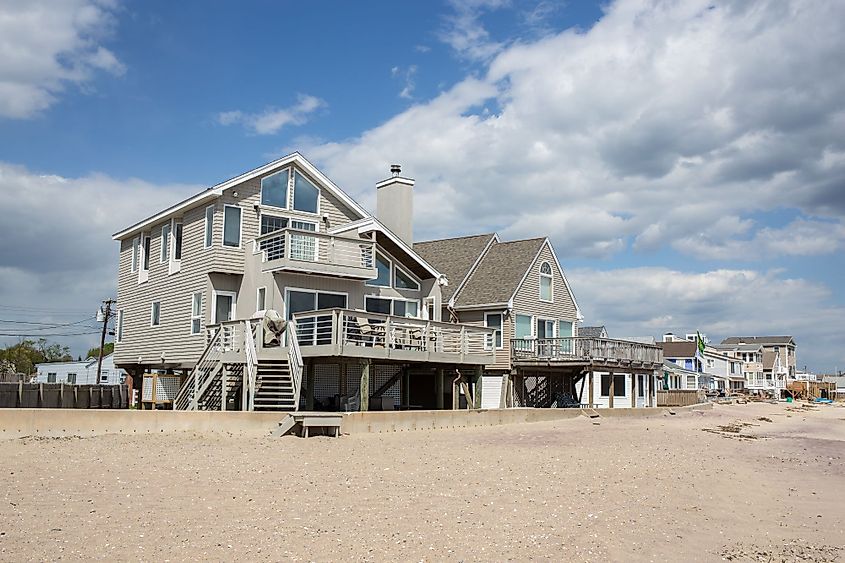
left=539, top=261, right=553, bottom=301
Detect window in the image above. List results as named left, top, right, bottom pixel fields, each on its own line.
left=261, top=169, right=290, bottom=208
left=223, top=205, right=242, bottom=247
left=256, top=287, right=266, bottom=312
left=286, top=289, right=348, bottom=346
left=116, top=309, right=124, bottom=343
left=131, top=236, right=139, bottom=272
left=142, top=235, right=151, bottom=271
left=364, top=296, right=419, bottom=317
left=47, top=372, right=57, bottom=383
left=515, top=314, right=533, bottom=339
left=686, top=375, right=697, bottom=388
left=367, top=252, right=391, bottom=287
left=394, top=265, right=420, bottom=290
left=204, top=205, right=214, bottom=248
left=261, top=214, right=288, bottom=234
left=160, top=224, right=170, bottom=263
left=150, top=301, right=161, bottom=326
left=539, top=261, right=553, bottom=302
left=67, top=373, right=77, bottom=384
left=424, top=297, right=436, bottom=321
left=213, top=291, right=236, bottom=323
left=191, top=292, right=202, bottom=335
left=292, top=170, right=319, bottom=214
left=485, top=312, right=503, bottom=350
left=600, top=374, right=626, bottom=397
left=536, top=318, right=556, bottom=339
left=173, top=221, right=183, bottom=260
left=289, top=220, right=317, bottom=261
left=559, top=320, right=573, bottom=337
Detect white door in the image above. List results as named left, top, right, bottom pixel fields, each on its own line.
left=481, top=375, right=504, bottom=409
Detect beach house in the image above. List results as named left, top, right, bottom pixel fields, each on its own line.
left=720, top=336, right=795, bottom=397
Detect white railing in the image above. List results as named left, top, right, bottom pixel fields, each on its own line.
left=291, top=308, right=495, bottom=358
left=511, top=337, right=663, bottom=365
left=287, top=319, right=304, bottom=411
left=206, top=320, right=244, bottom=353
left=253, top=228, right=375, bottom=271
left=243, top=319, right=259, bottom=411
left=174, top=326, right=224, bottom=410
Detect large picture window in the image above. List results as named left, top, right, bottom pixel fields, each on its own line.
left=292, top=171, right=319, bottom=214
left=365, top=296, right=419, bottom=318
left=223, top=205, right=242, bottom=248
left=367, top=252, right=391, bottom=287
left=600, top=374, right=626, bottom=397
left=261, top=169, right=289, bottom=208
left=394, top=265, right=420, bottom=290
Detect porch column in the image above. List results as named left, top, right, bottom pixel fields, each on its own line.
left=608, top=371, right=614, bottom=409
left=452, top=369, right=460, bottom=410
left=435, top=368, right=444, bottom=410
left=473, top=366, right=483, bottom=409
left=305, top=361, right=315, bottom=411
left=588, top=370, right=594, bottom=407
left=359, top=360, right=370, bottom=412
left=500, top=372, right=511, bottom=409
left=631, top=372, right=637, bottom=408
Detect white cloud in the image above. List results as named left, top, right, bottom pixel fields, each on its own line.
left=217, top=94, right=326, bottom=135
left=0, top=0, right=125, bottom=119
left=438, top=0, right=511, bottom=61
left=0, top=162, right=199, bottom=355
left=301, top=0, right=845, bottom=261
left=392, top=65, right=418, bottom=100
left=569, top=266, right=845, bottom=372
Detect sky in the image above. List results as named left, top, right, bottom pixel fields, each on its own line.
left=0, top=0, right=843, bottom=372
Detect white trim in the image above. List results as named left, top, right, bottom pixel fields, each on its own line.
left=190, top=292, right=203, bottom=335
left=539, top=260, right=554, bottom=303
left=484, top=311, right=504, bottom=351
left=150, top=301, right=161, bottom=327
left=212, top=290, right=237, bottom=324
left=169, top=218, right=182, bottom=275
left=448, top=234, right=499, bottom=307
left=204, top=205, right=214, bottom=248
left=452, top=302, right=509, bottom=311
left=113, top=152, right=369, bottom=240
left=423, top=296, right=437, bottom=321
left=115, top=309, right=124, bottom=343
left=221, top=204, right=243, bottom=249
left=375, top=176, right=415, bottom=189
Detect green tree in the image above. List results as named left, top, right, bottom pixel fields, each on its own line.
left=86, top=342, right=114, bottom=359
left=0, top=339, right=72, bottom=375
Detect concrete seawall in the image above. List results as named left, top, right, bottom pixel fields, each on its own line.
left=0, top=403, right=712, bottom=439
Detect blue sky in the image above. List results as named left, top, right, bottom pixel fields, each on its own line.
left=1, top=0, right=844, bottom=372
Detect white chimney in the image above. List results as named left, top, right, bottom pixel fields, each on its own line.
left=376, top=164, right=414, bottom=244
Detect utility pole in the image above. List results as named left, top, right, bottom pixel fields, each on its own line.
left=96, top=299, right=116, bottom=385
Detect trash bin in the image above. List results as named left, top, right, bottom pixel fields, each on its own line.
left=786, top=396, right=793, bottom=403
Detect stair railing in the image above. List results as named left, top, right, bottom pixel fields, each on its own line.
left=243, top=319, right=259, bottom=411
left=287, top=319, right=304, bottom=411
left=174, top=325, right=224, bottom=410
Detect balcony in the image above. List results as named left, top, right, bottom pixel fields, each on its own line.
left=252, top=228, right=377, bottom=280
left=292, top=308, right=496, bottom=366
left=511, top=337, right=663, bottom=369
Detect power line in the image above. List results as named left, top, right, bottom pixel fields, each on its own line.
left=0, top=304, right=92, bottom=314
left=0, top=316, right=96, bottom=329
left=0, top=331, right=100, bottom=337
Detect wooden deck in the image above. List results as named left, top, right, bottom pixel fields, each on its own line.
left=511, top=337, right=663, bottom=372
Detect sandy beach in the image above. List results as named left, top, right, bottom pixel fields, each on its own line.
left=1, top=402, right=843, bottom=562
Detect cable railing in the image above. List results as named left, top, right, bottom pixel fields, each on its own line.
left=511, top=337, right=663, bottom=365
left=291, top=308, right=495, bottom=359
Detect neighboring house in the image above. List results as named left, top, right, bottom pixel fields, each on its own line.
left=35, top=354, right=126, bottom=385
left=417, top=237, right=662, bottom=409
left=579, top=326, right=608, bottom=339
left=661, top=359, right=702, bottom=391
left=822, top=376, right=845, bottom=399
left=112, top=153, right=497, bottom=411
left=702, top=347, right=745, bottom=393
left=720, top=336, right=795, bottom=397
left=658, top=337, right=706, bottom=390
left=714, top=342, right=765, bottom=389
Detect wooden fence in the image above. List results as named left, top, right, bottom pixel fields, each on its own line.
left=0, top=382, right=129, bottom=409
left=657, top=389, right=706, bottom=407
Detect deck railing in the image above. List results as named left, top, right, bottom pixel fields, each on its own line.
left=292, top=308, right=495, bottom=358
left=287, top=319, right=304, bottom=411
left=253, top=228, right=375, bottom=273
left=511, top=337, right=663, bottom=365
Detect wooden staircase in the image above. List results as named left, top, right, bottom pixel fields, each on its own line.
left=253, top=359, right=298, bottom=411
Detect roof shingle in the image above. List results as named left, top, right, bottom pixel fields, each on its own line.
left=413, top=234, right=496, bottom=302
left=455, top=238, right=546, bottom=307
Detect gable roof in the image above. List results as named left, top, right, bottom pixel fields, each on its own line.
left=714, top=343, right=764, bottom=353
left=454, top=238, right=546, bottom=307
left=413, top=234, right=497, bottom=301
left=721, top=336, right=795, bottom=346
left=579, top=326, right=606, bottom=338
left=659, top=341, right=698, bottom=358
left=112, top=152, right=369, bottom=240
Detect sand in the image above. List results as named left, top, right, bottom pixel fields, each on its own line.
left=1, top=402, right=843, bottom=562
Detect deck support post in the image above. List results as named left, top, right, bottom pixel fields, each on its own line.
left=500, top=372, right=511, bottom=409
left=305, top=361, right=315, bottom=411
left=221, top=367, right=227, bottom=411
left=452, top=369, right=460, bottom=410
left=631, top=372, right=637, bottom=408
left=472, top=366, right=483, bottom=409
left=340, top=362, right=347, bottom=401
left=401, top=366, right=410, bottom=408
left=360, top=360, right=370, bottom=412
left=588, top=370, right=594, bottom=407
left=608, top=371, right=614, bottom=409
left=435, top=368, right=444, bottom=410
